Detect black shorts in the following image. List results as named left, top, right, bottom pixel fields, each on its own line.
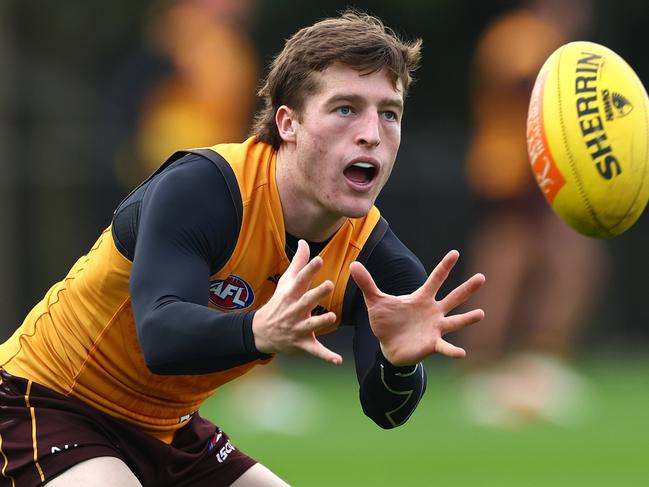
left=0, top=369, right=256, bottom=486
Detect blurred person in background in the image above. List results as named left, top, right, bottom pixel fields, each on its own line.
left=115, top=0, right=259, bottom=186
left=457, top=0, right=608, bottom=428
left=0, top=11, right=486, bottom=486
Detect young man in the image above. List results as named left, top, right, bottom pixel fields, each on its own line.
left=0, top=11, right=485, bottom=486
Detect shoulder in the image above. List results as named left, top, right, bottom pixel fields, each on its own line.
left=152, top=153, right=236, bottom=199
left=365, top=225, right=427, bottom=293
left=341, top=224, right=426, bottom=323
left=117, top=153, right=242, bottom=271
left=141, top=153, right=241, bottom=224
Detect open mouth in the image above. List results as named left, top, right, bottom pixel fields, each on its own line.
left=343, top=161, right=378, bottom=185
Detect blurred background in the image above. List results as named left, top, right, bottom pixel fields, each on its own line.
left=1, top=0, right=648, bottom=485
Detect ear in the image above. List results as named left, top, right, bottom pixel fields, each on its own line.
left=276, top=105, right=298, bottom=143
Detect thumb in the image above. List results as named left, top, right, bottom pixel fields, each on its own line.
left=349, top=261, right=382, bottom=301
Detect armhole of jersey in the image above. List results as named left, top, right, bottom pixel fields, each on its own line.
left=115, top=150, right=197, bottom=213
left=111, top=150, right=202, bottom=259
left=340, top=217, right=389, bottom=326
left=111, top=149, right=243, bottom=272
left=185, top=149, right=243, bottom=273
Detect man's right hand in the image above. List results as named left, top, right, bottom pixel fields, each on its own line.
left=252, top=239, right=343, bottom=365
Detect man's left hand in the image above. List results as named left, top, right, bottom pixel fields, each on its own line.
left=349, top=250, right=485, bottom=367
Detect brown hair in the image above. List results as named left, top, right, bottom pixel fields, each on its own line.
left=251, top=10, right=422, bottom=149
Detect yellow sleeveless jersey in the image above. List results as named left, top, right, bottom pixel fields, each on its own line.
left=0, top=136, right=381, bottom=443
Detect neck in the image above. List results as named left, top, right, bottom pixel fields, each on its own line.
left=275, top=145, right=346, bottom=242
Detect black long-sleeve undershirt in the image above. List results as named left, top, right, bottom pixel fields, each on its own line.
left=114, top=153, right=428, bottom=428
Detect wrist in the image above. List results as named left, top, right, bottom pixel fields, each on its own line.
left=249, top=310, right=273, bottom=357
left=377, top=349, right=418, bottom=374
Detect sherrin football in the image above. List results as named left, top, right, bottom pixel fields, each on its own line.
left=526, top=41, right=649, bottom=238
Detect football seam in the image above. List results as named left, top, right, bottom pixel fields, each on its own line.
left=641, top=77, right=649, bottom=219
left=556, top=45, right=609, bottom=236
left=608, top=71, right=649, bottom=233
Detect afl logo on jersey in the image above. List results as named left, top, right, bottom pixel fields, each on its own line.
left=209, top=275, right=255, bottom=310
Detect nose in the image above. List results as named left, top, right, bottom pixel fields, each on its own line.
left=355, top=113, right=381, bottom=147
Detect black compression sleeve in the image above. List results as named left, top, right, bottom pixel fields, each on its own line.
left=351, top=228, right=428, bottom=428
left=360, top=351, right=427, bottom=429
left=128, top=156, right=269, bottom=375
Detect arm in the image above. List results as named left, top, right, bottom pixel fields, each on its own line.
left=354, top=313, right=428, bottom=429
left=350, top=229, right=428, bottom=428
left=127, top=156, right=269, bottom=374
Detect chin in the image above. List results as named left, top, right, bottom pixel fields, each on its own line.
left=339, top=203, right=373, bottom=219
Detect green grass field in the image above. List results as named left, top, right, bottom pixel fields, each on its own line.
left=202, top=353, right=648, bottom=486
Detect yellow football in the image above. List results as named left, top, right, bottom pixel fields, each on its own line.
left=527, top=41, right=649, bottom=238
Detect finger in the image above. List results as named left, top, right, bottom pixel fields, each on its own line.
left=301, top=336, right=343, bottom=365
left=420, top=250, right=460, bottom=297
left=439, top=273, right=486, bottom=312
left=297, top=280, right=334, bottom=313
left=439, top=308, right=485, bottom=335
left=284, top=239, right=311, bottom=278
left=434, top=338, right=466, bottom=359
left=349, top=261, right=382, bottom=301
left=291, top=255, right=324, bottom=293
left=298, top=311, right=337, bottom=333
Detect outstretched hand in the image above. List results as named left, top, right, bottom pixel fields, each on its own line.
left=252, top=239, right=342, bottom=365
left=349, top=250, right=485, bottom=367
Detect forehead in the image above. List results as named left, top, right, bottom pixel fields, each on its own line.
left=310, top=62, right=403, bottom=101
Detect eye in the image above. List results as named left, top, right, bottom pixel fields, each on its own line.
left=336, top=106, right=353, bottom=117
left=381, top=111, right=398, bottom=122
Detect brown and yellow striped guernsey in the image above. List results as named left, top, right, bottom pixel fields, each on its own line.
left=0, top=136, right=381, bottom=444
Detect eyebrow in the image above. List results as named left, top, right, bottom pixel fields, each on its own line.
left=326, top=93, right=404, bottom=111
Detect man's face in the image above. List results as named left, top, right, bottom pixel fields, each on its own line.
left=289, top=63, right=403, bottom=220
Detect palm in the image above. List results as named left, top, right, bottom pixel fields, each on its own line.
left=253, top=240, right=343, bottom=365
left=350, top=250, right=485, bottom=366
